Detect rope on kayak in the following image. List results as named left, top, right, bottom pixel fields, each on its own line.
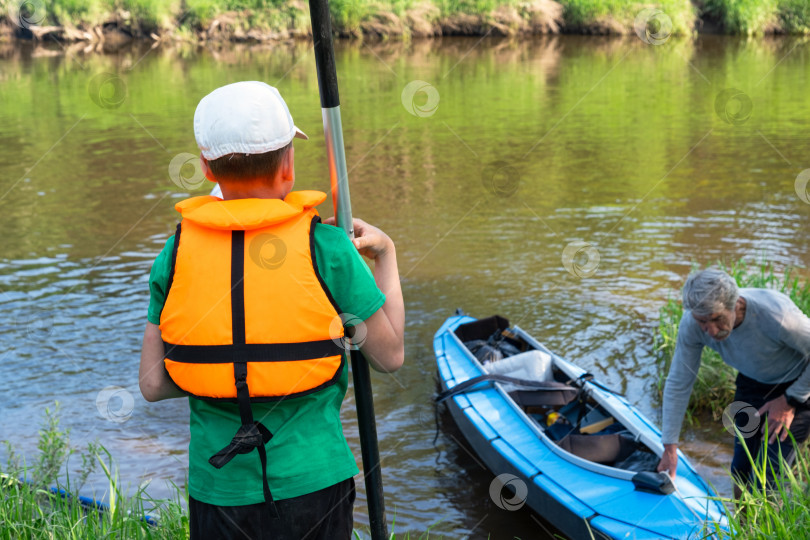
left=572, top=372, right=624, bottom=398
left=435, top=374, right=578, bottom=403
left=431, top=372, right=443, bottom=448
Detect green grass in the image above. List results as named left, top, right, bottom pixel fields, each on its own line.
left=702, top=0, right=779, bottom=35
left=46, top=0, right=107, bottom=27
left=1, top=403, right=189, bottom=540
left=121, top=0, right=180, bottom=33
left=3, top=404, right=443, bottom=539
left=559, top=0, right=696, bottom=35
left=654, top=259, right=810, bottom=424
left=707, top=429, right=810, bottom=538
left=325, top=0, right=375, bottom=34
left=702, top=0, right=810, bottom=35
left=437, top=0, right=516, bottom=16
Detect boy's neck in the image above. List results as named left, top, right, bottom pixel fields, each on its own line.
left=218, top=181, right=289, bottom=201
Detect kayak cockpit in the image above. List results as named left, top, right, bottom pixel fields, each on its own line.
left=451, top=315, right=665, bottom=481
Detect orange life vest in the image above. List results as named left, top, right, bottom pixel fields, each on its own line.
left=160, top=190, right=344, bottom=401
left=158, top=190, right=346, bottom=514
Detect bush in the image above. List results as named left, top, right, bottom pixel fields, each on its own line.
left=702, top=0, right=779, bottom=35
left=778, top=0, right=810, bottom=34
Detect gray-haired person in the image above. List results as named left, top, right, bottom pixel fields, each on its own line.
left=658, top=269, right=810, bottom=495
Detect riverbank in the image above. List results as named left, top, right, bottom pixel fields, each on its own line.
left=1, top=0, right=808, bottom=45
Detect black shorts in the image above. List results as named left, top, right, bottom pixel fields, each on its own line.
left=730, top=372, right=810, bottom=486
left=189, top=477, right=356, bottom=540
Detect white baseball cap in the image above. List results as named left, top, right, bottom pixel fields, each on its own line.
left=194, top=81, right=308, bottom=161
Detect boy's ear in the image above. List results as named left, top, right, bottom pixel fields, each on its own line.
left=200, top=155, right=217, bottom=182
left=280, top=145, right=295, bottom=182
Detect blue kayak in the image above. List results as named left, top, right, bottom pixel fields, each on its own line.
left=434, top=313, right=727, bottom=539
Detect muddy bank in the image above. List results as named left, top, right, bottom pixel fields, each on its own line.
left=1, top=0, right=807, bottom=45
left=0, top=1, right=563, bottom=45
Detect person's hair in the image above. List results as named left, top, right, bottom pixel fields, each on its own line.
left=682, top=269, right=739, bottom=317
left=207, top=142, right=292, bottom=183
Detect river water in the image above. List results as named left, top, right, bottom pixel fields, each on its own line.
left=1, top=35, right=809, bottom=538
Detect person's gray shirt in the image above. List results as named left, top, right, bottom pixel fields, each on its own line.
left=662, top=288, right=810, bottom=444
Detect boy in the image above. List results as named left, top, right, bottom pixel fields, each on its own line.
left=139, top=81, right=405, bottom=540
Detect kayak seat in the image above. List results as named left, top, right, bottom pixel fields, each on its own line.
left=455, top=315, right=510, bottom=342
left=557, top=433, right=638, bottom=465
left=510, top=387, right=578, bottom=409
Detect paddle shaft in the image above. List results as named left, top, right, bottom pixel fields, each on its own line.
left=307, top=2, right=388, bottom=538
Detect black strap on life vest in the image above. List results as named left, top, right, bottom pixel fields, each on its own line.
left=158, top=222, right=183, bottom=321
left=207, top=230, right=279, bottom=518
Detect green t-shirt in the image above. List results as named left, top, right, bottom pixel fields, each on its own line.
left=147, top=221, right=385, bottom=506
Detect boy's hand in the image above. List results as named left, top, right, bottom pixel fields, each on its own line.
left=323, top=215, right=404, bottom=373
left=323, top=217, right=393, bottom=260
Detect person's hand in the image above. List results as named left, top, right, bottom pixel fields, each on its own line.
left=323, top=215, right=404, bottom=373
left=757, top=394, right=796, bottom=444
left=657, top=444, right=678, bottom=479
left=323, top=217, right=393, bottom=260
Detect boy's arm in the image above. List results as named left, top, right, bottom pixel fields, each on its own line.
left=139, top=322, right=185, bottom=402
left=327, top=217, right=405, bottom=373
